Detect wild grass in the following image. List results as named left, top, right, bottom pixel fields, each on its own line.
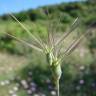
left=0, top=9, right=96, bottom=96
left=0, top=9, right=93, bottom=96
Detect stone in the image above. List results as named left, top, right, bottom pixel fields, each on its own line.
left=33, top=94, right=40, bottom=96
left=27, top=89, right=32, bottom=95
left=5, top=80, right=10, bottom=85
left=50, top=90, right=56, bottom=96
left=12, top=93, right=17, bottom=96
left=13, top=86, right=19, bottom=91
left=9, top=90, right=14, bottom=94
left=80, top=66, right=85, bottom=71
left=21, top=80, right=29, bottom=89
left=0, top=81, right=5, bottom=86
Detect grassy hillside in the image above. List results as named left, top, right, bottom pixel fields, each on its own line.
left=0, top=1, right=96, bottom=54
left=1, top=1, right=96, bottom=24
left=0, top=1, right=96, bottom=96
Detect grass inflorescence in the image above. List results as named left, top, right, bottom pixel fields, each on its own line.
left=2, top=8, right=93, bottom=96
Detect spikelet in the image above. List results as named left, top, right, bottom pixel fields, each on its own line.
left=51, top=59, right=62, bottom=87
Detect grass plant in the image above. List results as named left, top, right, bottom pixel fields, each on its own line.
left=3, top=10, right=93, bottom=96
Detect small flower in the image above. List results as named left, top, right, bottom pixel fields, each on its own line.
left=79, top=79, right=84, bottom=85
left=27, top=89, right=32, bottom=95
left=30, top=82, right=37, bottom=87
left=31, top=87, right=36, bottom=92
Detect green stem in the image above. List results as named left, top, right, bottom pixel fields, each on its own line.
left=56, top=79, right=60, bottom=96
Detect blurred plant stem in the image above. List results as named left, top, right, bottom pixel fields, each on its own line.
left=56, top=79, right=60, bottom=96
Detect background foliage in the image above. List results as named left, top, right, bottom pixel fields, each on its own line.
left=0, top=1, right=96, bottom=96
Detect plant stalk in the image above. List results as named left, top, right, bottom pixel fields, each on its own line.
left=56, top=79, right=60, bottom=96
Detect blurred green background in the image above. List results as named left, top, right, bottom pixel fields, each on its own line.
left=0, top=0, right=96, bottom=96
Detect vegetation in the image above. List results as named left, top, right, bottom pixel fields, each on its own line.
left=0, top=1, right=96, bottom=96
left=0, top=1, right=96, bottom=24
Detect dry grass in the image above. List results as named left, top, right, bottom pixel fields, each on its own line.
left=0, top=52, right=27, bottom=79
